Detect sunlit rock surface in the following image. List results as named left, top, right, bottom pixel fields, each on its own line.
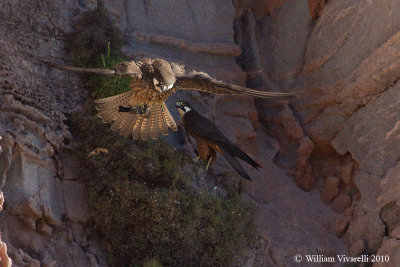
left=2, top=0, right=400, bottom=266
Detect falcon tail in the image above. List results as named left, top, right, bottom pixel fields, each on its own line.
left=95, top=91, right=177, bottom=140
left=118, top=102, right=177, bottom=140
left=132, top=102, right=176, bottom=140
left=220, top=148, right=252, bottom=180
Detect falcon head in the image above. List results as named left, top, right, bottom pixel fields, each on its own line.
left=176, top=100, right=192, bottom=118
left=152, top=59, right=176, bottom=92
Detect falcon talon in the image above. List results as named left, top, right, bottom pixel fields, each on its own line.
left=118, top=106, right=131, bottom=113
left=139, top=105, right=150, bottom=115
left=118, top=105, right=150, bottom=116
left=205, top=157, right=213, bottom=171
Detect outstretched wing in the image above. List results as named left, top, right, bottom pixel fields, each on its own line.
left=174, top=70, right=295, bottom=99
left=38, top=59, right=142, bottom=77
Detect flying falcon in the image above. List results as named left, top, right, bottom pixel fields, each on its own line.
left=40, top=58, right=295, bottom=140
left=176, top=100, right=260, bottom=181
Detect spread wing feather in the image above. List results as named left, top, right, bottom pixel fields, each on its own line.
left=96, top=91, right=137, bottom=125
left=39, top=59, right=142, bottom=76
left=162, top=102, right=178, bottom=131
left=98, top=110, right=119, bottom=124
left=175, top=72, right=295, bottom=99
left=111, top=113, right=129, bottom=131
left=119, top=115, right=138, bottom=137
left=95, top=90, right=135, bottom=105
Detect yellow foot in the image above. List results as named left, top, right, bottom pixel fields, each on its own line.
left=193, top=156, right=200, bottom=163
left=205, top=157, right=213, bottom=171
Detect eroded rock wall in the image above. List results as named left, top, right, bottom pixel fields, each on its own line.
left=107, top=0, right=346, bottom=266
left=2, top=0, right=399, bottom=266
left=235, top=0, right=400, bottom=263
left=0, top=0, right=106, bottom=266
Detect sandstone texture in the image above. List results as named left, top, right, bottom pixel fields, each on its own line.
left=0, top=0, right=105, bottom=266
left=236, top=0, right=400, bottom=265
left=1, top=0, right=400, bottom=266
left=308, top=0, right=326, bottom=20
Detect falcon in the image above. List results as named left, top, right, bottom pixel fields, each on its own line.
left=176, top=100, right=260, bottom=180
left=40, top=58, right=295, bottom=140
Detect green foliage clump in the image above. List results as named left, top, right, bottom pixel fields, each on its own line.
left=66, top=5, right=131, bottom=99
left=143, top=259, right=163, bottom=267
left=68, top=6, right=255, bottom=267
left=87, top=43, right=132, bottom=99
left=66, top=4, right=121, bottom=67
left=71, top=109, right=254, bottom=267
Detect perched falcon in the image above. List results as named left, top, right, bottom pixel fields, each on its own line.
left=176, top=100, right=260, bottom=180
left=40, top=58, right=295, bottom=140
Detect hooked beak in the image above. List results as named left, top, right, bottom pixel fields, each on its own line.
left=161, top=84, right=174, bottom=92
left=176, top=102, right=186, bottom=118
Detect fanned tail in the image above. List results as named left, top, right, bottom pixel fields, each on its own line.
left=149, top=103, right=158, bottom=139
left=133, top=103, right=166, bottom=141
left=132, top=116, right=144, bottom=140
left=91, top=90, right=177, bottom=140
left=140, top=116, right=150, bottom=140
left=108, top=102, right=172, bottom=141
left=161, top=102, right=177, bottom=131
left=156, top=103, right=168, bottom=135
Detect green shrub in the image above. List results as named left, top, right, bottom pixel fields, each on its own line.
left=68, top=6, right=255, bottom=267
left=87, top=43, right=132, bottom=99
left=66, top=4, right=121, bottom=67
left=143, top=259, right=163, bottom=267
left=71, top=109, right=254, bottom=266
left=66, top=5, right=131, bottom=99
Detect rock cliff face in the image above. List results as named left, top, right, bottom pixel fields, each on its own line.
left=0, top=1, right=105, bottom=266
left=1, top=0, right=400, bottom=266
left=239, top=0, right=400, bottom=263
